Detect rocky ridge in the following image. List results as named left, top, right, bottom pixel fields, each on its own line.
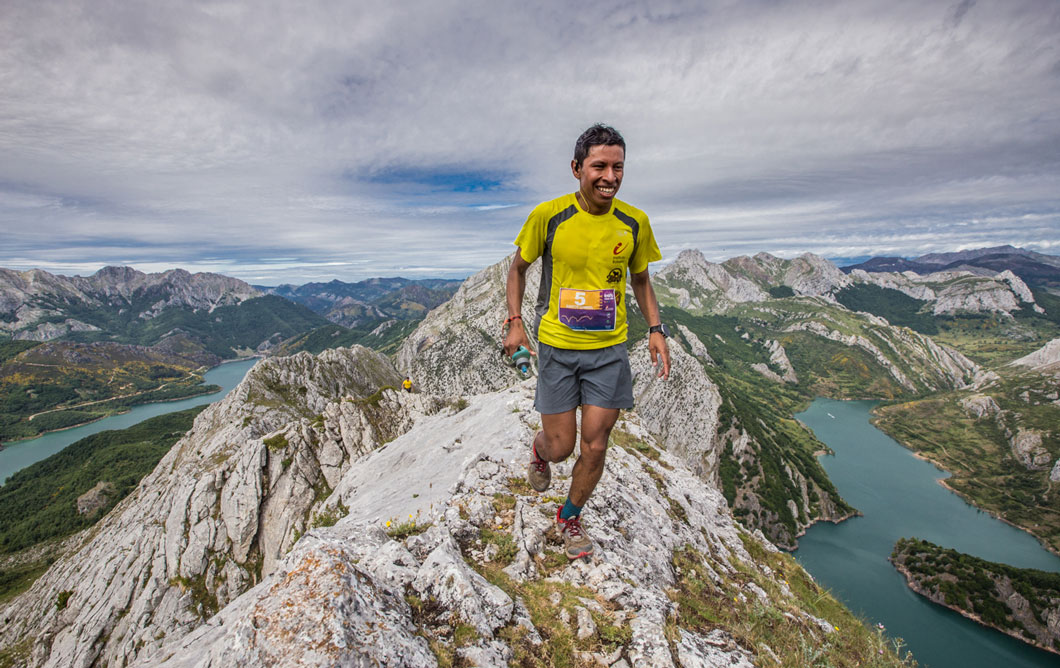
left=139, top=393, right=776, bottom=667
left=0, top=348, right=893, bottom=667
left=398, top=253, right=856, bottom=549
left=653, top=249, right=1042, bottom=318
left=396, top=255, right=542, bottom=397
left=0, top=266, right=260, bottom=339
left=0, top=346, right=421, bottom=667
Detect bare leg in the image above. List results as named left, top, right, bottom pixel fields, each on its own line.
left=534, top=409, right=578, bottom=462
left=567, top=405, right=619, bottom=507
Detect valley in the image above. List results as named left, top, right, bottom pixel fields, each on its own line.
left=0, top=245, right=1057, bottom=666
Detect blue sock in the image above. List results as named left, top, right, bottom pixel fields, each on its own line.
left=560, top=498, right=582, bottom=520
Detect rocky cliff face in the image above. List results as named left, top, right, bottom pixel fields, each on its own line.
left=849, top=267, right=1043, bottom=317
left=396, top=254, right=541, bottom=396
left=0, top=346, right=417, bottom=667
left=0, top=266, right=260, bottom=338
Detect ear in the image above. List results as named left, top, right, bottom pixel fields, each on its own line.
left=571, top=159, right=581, bottom=179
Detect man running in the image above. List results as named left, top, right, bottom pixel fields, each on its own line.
left=503, top=123, right=671, bottom=559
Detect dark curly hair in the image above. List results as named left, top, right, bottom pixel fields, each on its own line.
left=573, top=124, right=625, bottom=168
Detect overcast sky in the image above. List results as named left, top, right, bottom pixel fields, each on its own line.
left=2, top=0, right=1058, bottom=285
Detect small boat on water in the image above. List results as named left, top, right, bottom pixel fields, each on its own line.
left=827, top=413, right=836, bottom=419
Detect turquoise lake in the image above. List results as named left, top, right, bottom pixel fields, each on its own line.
left=794, top=397, right=1060, bottom=668
left=0, top=358, right=258, bottom=485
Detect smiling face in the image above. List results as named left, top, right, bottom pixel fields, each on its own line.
left=572, top=143, right=624, bottom=215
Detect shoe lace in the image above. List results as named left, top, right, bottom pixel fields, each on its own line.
left=563, top=515, right=583, bottom=538
left=532, top=458, right=548, bottom=473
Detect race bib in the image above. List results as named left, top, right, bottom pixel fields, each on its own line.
left=558, top=288, right=616, bottom=331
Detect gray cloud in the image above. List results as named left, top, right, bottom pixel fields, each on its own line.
left=1, top=0, right=1058, bottom=284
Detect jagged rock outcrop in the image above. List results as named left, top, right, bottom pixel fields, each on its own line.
left=653, top=250, right=768, bottom=312
left=653, top=250, right=852, bottom=314
left=0, top=346, right=427, bottom=668
left=751, top=339, right=798, bottom=384
left=138, top=386, right=804, bottom=667
left=960, top=394, right=1002, bottom=419
left=850, top=267, right=1043, bottom=317
left=13, top=319, right=101, bottom=342
left=1010, top=429, right=1051, bottom=470
left=396, top=254, right=541, bottom=396
left=74, top=482, right=115, bottom=518
left=723, top=253, right=851, bottom=298
left=676, top=323, right=714, bottom=363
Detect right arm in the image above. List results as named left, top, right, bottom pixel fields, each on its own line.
left=503, top=252, right=533, bottom=357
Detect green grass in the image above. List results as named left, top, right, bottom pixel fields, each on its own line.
left=0, top=558, right=54, bottom=604
left=670, top=541, right=918, bottom=667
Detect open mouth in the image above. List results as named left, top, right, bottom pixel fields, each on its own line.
left=596, top=185, right=616, bottom=196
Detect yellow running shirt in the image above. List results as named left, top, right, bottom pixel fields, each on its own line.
left=514, top=193, right=661, bottom=350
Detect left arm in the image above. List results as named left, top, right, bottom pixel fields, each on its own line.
left=630, top=269, right=670, bottom=379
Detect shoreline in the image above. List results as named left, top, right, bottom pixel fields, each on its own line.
left=891, top=560, right=1060, bottom=657
left=4, top=386, right=219, bottom=444
left=868, top=407, right=1060, bottom=559
left=3, top=356, right=262, bottom=445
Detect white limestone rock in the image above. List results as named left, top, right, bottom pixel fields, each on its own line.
left=677, top=323, right=714, bottom=363
left=654, top=249, right=769, bottom=312
left=0, top=346, right=412, bottom=668
left=1010, top=339, right=1060, bottom=375
left=396, top=254, right=541, bottom=396
left=960, top=395, right=1002, bottom=420
left=1011, top=429, right=1051, bottom=470
left=676, top=628, right=756, bottom=668
left=629, top=339, right=723, bottom=477
left=142, top=530, right=436, bottom=668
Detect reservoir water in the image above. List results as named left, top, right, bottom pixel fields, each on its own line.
left=0, top=358, right=258, bottom=485
left=794, top=398, right=1060, bottom=668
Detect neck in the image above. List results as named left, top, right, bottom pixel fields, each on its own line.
left=577, top=191, right=608, bottom=215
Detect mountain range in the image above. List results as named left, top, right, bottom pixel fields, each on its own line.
left=260, top=277, right=462, bottom=328
left=0, top=246, right=1057, bottom=665
left=842, top=245, right=1060, bottom=291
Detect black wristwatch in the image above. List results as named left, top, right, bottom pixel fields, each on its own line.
left=648, top=323, right=669, bottom=338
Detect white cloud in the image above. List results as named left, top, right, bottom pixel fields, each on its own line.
left=1, top=0, right=1058, bottom=283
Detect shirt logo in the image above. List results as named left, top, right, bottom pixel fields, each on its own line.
left=606, top=268, right=623, bottom=284
left=613, top=242, right=626, bottom=255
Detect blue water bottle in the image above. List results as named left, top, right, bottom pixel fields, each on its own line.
left=511, top=346, right=532, bottom=376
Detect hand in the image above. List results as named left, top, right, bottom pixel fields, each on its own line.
left=649, top=332, right=670, bottom=380
left=503, top=322, right=534, bottom=359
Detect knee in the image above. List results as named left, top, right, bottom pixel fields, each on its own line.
left=579, top=438, right=608, bottom=463
left=542, top=430, right=576, bottom=461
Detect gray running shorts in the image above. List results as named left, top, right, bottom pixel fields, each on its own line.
left=534, top=342, right=634, bottom=414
